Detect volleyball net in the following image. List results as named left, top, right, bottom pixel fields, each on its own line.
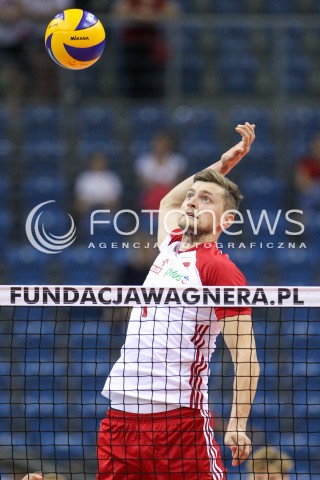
left=0, top=285, right=319, bottom=479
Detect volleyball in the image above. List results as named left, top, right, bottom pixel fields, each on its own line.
left=45, top=9, right=106, bottom=70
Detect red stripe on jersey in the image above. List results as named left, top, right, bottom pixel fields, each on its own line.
left=190, top=323, right=205, bottom=343
left=195, top=361, right=207, bottom=409
left=189, top=324, right=209, bottom=409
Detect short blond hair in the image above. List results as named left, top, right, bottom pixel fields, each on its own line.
left=193, top=169, right=243, bottom=211
left=247, top=446, right=293, bottom=474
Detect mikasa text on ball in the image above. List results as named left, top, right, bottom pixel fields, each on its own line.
left=45, top=9, right=106, bottom=70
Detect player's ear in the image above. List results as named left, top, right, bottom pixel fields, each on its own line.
left=220, top=211, right=235, bottom=231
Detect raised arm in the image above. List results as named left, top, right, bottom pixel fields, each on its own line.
left=220, top=314, right=260, bottom=467
left=157, top=122, right=255, bottom=244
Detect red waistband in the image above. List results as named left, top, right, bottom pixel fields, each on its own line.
left=107, top=406, right=204, bottom=422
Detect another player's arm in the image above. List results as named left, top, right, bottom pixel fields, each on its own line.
left=157, top=122, right=255, bottom=244
left=220, top=314, right=260, bottom=466
left=21, top=474, right=43, bottom=480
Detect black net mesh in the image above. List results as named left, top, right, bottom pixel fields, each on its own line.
left=0, top=288, right=319, bottom=479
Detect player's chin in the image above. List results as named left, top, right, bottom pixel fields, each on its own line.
left=179, top=218, right=198, bottom=234
left=178, top=216, right=189, bottom=230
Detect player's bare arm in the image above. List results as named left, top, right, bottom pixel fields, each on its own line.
left=157, top=122, right=255, bottom=244
left=220, top=314, right=260, bottom=467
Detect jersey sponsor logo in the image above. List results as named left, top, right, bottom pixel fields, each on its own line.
left=150, top=258, right=169, bottom=275
left=164, top=267, right=190, bottom=284
left=151, top=264, right=162, bottom=274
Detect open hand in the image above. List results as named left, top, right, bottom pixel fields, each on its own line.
left=225, top=430, right=252, bottom=466
left=219, top=122, right=255, bottom=174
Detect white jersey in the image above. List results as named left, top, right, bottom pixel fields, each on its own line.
left=102, top=230, right=250, bottom=412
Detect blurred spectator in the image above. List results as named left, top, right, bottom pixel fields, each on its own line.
left=74, top=151, right=123, bottom=217
left=0, top=0, right=30, bottom=102
left=135, top=131, right=186, bottom=210
left=22, top=0, right=73, bottom=20
left=246, top=446, right=293, bottom=480
left=296, top=133, right=320, bottom=213
left=22, top=0, right=74, bottom=99
left=112, top=0, right=180, bottom=98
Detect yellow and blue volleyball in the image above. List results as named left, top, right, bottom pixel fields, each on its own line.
left=45, top=9, right=106, bottom=70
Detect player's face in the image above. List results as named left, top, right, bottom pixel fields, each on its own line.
left=178, top=181, right=233, bottom=238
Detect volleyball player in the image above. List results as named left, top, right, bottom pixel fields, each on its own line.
left=97, top=122, right=259, bottom=479
left=21, top=475, right=42, bottom=480
left=246, top=446, right=293, bottom=479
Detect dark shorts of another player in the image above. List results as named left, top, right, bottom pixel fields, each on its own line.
left=96, top=406, right=227, bottom=480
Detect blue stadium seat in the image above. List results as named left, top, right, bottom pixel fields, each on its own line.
left=180, top=139, right=221, bottom=171
left=77, top=139, right=122, bottom=166
left=58, top=246, right=106, bottom=284
left=241, top=142, right=279, bottom=177
left=0, top=175, right=10, bottom=206
left=274, top=247, right=317, bottom=286
left=276, top=248, right=315, bottom=271
left=174, top=107, right=219, bottom=142
left=181, top=56, right=204, bottom=94
left=285, top=106, right=320, bottom=135
left=229, top=106, right=273, bottom=139
left=22, top=105, right=63, bottom=141
left=221, top=247, right=268, bottom=284
left=241, top=175, right=285, bottom=210
left=218, top=53, right=259, bottom=93
left=0, top=208, right=13, bottom=248
left=286, top=25, right=306, bottom=52
left=284, top=54, right=311, bottom=94
left=76, top=105, right=117, bottom=142
left=215, top=26, right=252, bottom=52
left=176, top=0, right=192, bottom=12
left=21, top=140, right=66, bottom=175
left=0, top=139, right=14, bottom=173
left=7, top=246, right=50, bottom=284
left=278, top=270, right=318, bottom=287
left=212, top=0, right=242, bottom=13
left=129, top=106, right=168, bottom=141
left=180, top=24, right=201, bottom=54
left=22, top=175, right=67, bottom=208
left=266, top=0, right=296, bottom=13
left=284, top=107, right=320, bottom=161
left=79, top=212, right=122, bottom=250
left=128, top=138, right=150, bottom=157
left=0, top=104, right=10, bottom=140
